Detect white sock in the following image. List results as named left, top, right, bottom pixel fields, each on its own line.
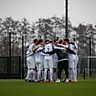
left=25, top=69, right=30, bottom=79
left=41, top=70, right=44, bottom=80
left=71, top=68, right=75, bottom=80
left=53, top=72, right=57, bottom=81
left=37, top=69, right=41, bottom=81
left=27, top=69, right=33, bottom=80
left=50, top=68, right=53, bottom=81
left=69, top=68, right=73, bottom=80
left=44, top=69, right=48, bottom=81
left=32, top=69, right=36, bottom=80
left=74, top=68, right=77, bottom=80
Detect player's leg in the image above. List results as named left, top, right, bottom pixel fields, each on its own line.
left=25, top=58, right=30, bottom=80
left=25, top=69, right=32, bottom=81
left=37, top=63, right=42, bottom=81
left=69, top=57, right=77, bottom=82
left=25, top=57, right=33, bottom=81
left=49, top=57, right=54, bottom=82
left=53, top=68, right=57, bottom=81
left=56, top=61, right=63, bottom=82
left=26, top=68, right=35, bottom=82
left=49, top=68, right=53, bottom=82
left=30, top=56, right=36, bottom=82
left=74, top=56, right=78, bottom=81
left=64, top=60, right=69, bottom=82
left=53, top=54, right=58, bottom=81
left=44, top=59, right=49, bottom=82
left=53, top=61, right=58, bottom=81
left=68, top=58, right=74, bottom=81
left=44, top=68, right=48, bottom=81
left=57, top=68, right=62, bottom=81
left=40, top=62, right=44, bottom=81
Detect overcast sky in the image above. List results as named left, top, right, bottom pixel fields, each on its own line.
left=0, top=0, right=96, bottom=26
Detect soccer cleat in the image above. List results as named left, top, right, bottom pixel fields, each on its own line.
left=25, top=79, right=32, bottom=82
left=31, top=79, right=36, bottom=83
left=26, top=79, right=32, bottom=82
left=65, top=79, right=69, bottom=83
left=56, top=79, right=61, bottom=83
left=69, top=80, right=77, bottom=83
left=50, top=80, right=54, bottom=83
left=36, top=80, right=41, bottom=82
left=44, top=80, right=49, bottom=83
left=25, top=79, right=28, bottom=82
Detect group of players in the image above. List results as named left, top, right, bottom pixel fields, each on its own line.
left=25, top=38, right=78, bottom=83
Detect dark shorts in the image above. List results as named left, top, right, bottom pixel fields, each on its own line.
left=58, top=60, right=68, bottom=69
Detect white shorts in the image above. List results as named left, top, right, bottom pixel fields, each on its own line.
left=35, top=54, right=44, bottom=70
left=36, top=62, right=43, bottom=70
left=74, top=55, right=79, bottom=68
left=68, top=55, right=78, bottom=69
left=35, top=59, right=44, bottom=70
left=27, top=56, right=35, bottom=69
left=44, top=55, right=54, bottom=69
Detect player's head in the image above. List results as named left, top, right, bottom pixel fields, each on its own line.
left=49, top=40, right=53, bottom=44
left=33, top=38, right=38, bottom=43
left=36, top=39, right=43, bottom=45
left=44, top=39, right=49, bottom=44
left=53, top=39, right=58, bottom=45
left=64, top=38, right=69, bottom=44
left=58, top=39, right=63, bottom=44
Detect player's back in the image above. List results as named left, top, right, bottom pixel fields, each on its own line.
left=44, top=43, right=53, bottom=53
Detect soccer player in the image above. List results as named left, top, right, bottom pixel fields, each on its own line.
left=52, top=53, right=58, bottom=81
left=66, top=38, right=78, bottom=82
left=43, top=40, right=54, bottom=82
left=55, top=39, right=69, bottom=82
left=52, top=40, right=58, bottom=81
left=25, top=38, right=38, bottom=82
left=35, top=39, right=44, bottom=82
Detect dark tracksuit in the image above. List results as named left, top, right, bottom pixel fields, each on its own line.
left=55, top=48, right=69, bottom=80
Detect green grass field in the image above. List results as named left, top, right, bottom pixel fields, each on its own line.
left=0, top=79, right=96, bottom=96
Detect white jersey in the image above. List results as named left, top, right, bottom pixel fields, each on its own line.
left=44, top=43, right=54, bottom=59
left=68, top=42, right=79, bottom=81
left=44, top=43, right=54, bottom=68
left=26, top=43, right=36, bottom=69
left=26, top=43, right=35, bottom=57
left=35, top=46, right=44, bottom=63
left=35, top=46, right=44, bottom=70
left=68, top=42, right=78, bottom=68
left=44, top=43, right=53, bottom=53
left=68, top=42, right=78, bottom=57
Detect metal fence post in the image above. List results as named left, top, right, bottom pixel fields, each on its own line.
left=21, top=36, right=24, bottom=79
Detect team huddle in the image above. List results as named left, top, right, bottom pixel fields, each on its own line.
left=25, top=38, right=78, bottom=83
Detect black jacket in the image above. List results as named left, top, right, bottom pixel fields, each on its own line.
left=54, top=49, right=68, bottom=60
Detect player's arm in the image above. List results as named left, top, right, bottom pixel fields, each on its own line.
left=32, top=45, right=42, bottom=53
left=40, top=52, right=50, bottom=56
left=57, top=44, right=68, bottom=48
left=54, top=45, right=66, bottom=50
left=66, top=44, right=76, bottom=55
left=35, top=47, right=43, bottom=52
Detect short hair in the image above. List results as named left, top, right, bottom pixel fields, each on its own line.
left=36, top=39, right=43, bottom=45
left=53, top=39, right=58, bottom=43
left=33, top=39, right=38, bottom=43
left=45, top=39, right=49, bottom=43
left=49, top=40, right=53, bottom=43
left=64, top=38, right=69, bottom=42
left=59, top=39, right=63, bottom=44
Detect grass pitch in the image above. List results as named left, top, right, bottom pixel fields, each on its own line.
left=0, top=79, right=96, bottom=96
